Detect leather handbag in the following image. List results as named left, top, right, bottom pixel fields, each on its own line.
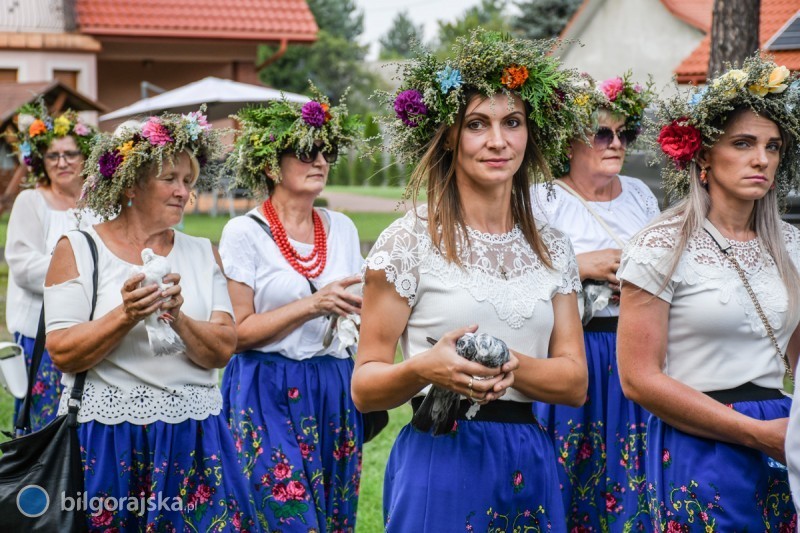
left=0, top=230, right=98, bottom=531
left=247, top=214, right=390, bottom=443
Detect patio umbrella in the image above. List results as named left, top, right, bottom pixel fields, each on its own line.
left=100, top=76, right=309, bottom=122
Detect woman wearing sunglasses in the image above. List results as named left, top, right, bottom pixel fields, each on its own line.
left=531, top=75, right=657, bottom=530
left=5, top=105, right=97, bottom=431
left=618, top=57, right=799, bottom=529
left=219, top=92, right=366, bottom=530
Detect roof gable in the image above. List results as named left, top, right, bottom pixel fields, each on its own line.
left=75, top=0, right=318, bottom=42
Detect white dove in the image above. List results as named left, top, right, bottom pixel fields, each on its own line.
left=139, top=248, right=185, bottom=357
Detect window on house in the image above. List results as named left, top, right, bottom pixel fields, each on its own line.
left=0, top=69, right=18, bottom=83
left=53, top=69, right=79, bottom=90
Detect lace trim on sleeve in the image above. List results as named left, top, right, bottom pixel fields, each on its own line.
left=541, top=226, right=581, bottom=294
left=364, top=210, right=429, bottom=306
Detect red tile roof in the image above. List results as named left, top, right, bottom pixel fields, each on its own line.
left=675, top=0, right=800, bottom=83
left=660, top=0, right=714, bottom=32
left=75, top=0, right=318, bottom=42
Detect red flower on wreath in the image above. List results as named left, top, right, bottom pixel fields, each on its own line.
left=657, top=117, right=702, bottom=168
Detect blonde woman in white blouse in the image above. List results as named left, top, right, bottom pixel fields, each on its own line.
left=43, top=113, right=255, bottom=531
left=618, top=59, right=800, bottom=530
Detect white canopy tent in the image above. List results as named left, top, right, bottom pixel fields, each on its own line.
left=100, top=76, right=309, bottom=122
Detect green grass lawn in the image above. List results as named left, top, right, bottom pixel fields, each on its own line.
left=180, top=211, right=402, bottom=244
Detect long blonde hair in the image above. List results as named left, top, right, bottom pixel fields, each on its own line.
left=406, top=93, right=553, bottom=268
left=654, top=108, right=800, bottom=315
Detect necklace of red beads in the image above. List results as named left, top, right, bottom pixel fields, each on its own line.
left=261, top=198, right=327, bottom=279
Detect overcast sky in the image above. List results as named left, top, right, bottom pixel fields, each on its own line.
left=354, top=0, right=489, bottom=60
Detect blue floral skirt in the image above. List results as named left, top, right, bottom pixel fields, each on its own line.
left=647, top=396, right=796, bottom=531
left=77, top=415, right=257, bottom=532
left=222, top=351, right=363, bottom=532
left=534, top=330, right=649, bottom=532
left=383, top=416, right=566, bottom=533
left=12, top=332, right=63, bottom=432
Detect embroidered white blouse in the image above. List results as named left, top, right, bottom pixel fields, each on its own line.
left=531, top=175, right=660, bottom=317
left=219, top=207, right=364, bottom=360
left=617, top=217, right=800, bottom=392
left=44, top=227, right=233, bottom=425
left=5, top=189, right=99, bottom=337
left=364, top=206, right=581, bottom=403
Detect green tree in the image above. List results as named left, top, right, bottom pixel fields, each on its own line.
left=258, top=0, right=380, bottom=113
left=512, top=0, right=582, bottom=40
left=436, top=0, right=511, bottom=56
left=379, top=10, right=425, bottom=60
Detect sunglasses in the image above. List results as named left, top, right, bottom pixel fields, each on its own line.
left=44, top=150, right=83, bottom=164
left=288, top=145, right=339, bottom=164
left=593, top=127, right=638, bottom=149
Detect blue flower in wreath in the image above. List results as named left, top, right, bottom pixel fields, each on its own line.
left=19, top=141, right=31, bottom=158
left=688, top=87, right=708, bottom=108
left=436, top=66, right=463, bottom=94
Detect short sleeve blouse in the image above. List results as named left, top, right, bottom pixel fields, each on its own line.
left=364, top=206, right=581, bottom=403
left=617, top=217, right=800, bottom=391
left=219, top=207, right=364, bottom=360
left=530, top=175, right=660, bottom=317
left=44, top=227, right=232, bottom=425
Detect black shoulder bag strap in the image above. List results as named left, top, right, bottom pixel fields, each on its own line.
left=15, top=230, right=98, bottom=434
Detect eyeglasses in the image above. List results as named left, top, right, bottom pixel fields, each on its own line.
left=44, top=150, right=83, bottom=164
left=593, top=127, right=638, bottom=149
left=289, top=145, right=338, bottom=164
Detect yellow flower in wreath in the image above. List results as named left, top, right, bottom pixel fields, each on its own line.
left=53, top=115, right=71, bottom=137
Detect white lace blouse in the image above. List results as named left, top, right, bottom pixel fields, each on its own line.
left=618, top=217, right=800, bottom=392
left=44, top=227, right=233, bottom=425
left=364, top=207, right=581, bottom=403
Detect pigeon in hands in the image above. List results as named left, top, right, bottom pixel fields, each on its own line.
left=139, top=248, right=185, bottom=357
left=411, top=332, right=510, bottom=435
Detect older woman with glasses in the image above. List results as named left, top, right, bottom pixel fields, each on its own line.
left=5, top=105, right=97, bottom=431
left=220, top=93, right=365, bottom=531
left=531, top=75, right=658, bottom=530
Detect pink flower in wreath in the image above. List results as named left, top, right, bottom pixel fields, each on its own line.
left=273, top=462, right=292, bottom=480
left=600, top=77, right=624, bottom=101
left=286, top=480, right=306, bottom=500
left=91, top=509, right=113, bottom=527
left=272, top=483, right=289, bottom=502
left=288, top=387, right=300, bottom=400
left=142, top=117, right=173, bottom=146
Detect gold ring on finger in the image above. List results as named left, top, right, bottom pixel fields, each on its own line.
left=468, top=377, right=474, bottom=391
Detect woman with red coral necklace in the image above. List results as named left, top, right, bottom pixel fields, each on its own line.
left=618, top=57, right=800, bottom=529
left=219, top=90, right=366, bottom=531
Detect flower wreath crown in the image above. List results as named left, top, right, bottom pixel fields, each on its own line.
left=226, top=84, right=363, bottom=193
left=15, top=102, right=97, bottom=184
left=376, top=29, right=592, bottom=179
left=653, top=54, right=800, bottom=201
left=593, top=72, right=654, bottom=132
left=81, top=107, right=222, bottom=220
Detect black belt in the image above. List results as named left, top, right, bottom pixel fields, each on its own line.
left=704, top=382, right=785, bottom=404
left=584, top=317, right=618, bottom=333
left=410, top=396, right=535, bottom=424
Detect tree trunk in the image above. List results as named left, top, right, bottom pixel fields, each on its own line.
left=708, top=0, right=760, bottom=80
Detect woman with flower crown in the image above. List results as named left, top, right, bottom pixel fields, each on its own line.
left=43, top=110, right=256, bottom=531
left=5, top=104, right=98, bottom=432
left=220, top=90, right=365, bottom=531
left=531, top=74, right=657, bottom=529
left=617, top=56, right=800, bottom=529
left=351, top=30, right=589, bottom=531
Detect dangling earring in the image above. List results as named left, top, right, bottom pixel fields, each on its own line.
left=127, top=197, right=133, bottom=207
left=699, top=167, right=708, bottom=185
